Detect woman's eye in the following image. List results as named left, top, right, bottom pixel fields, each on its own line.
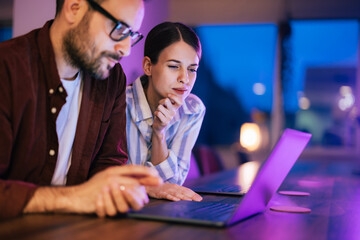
left=189, top=68, right=197, bottom=73
left=168, top=65, right=179, bottom=69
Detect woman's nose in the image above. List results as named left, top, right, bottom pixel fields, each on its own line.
left=178, top=69, right=189, bottom=84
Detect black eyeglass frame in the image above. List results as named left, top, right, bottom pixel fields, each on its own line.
left=86, top=0, right=143, bottom=47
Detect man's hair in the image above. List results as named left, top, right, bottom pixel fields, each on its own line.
left=55, top=0, right=65, bottom=16
left=55, top=0, right=148, bottom=16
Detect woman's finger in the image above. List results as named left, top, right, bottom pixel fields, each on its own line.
left=154, top=110, right=168, bottom=124
left=167, top=94, right=183, bottom=107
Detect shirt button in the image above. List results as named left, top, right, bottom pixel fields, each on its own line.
left=49, top=89, right=54, bottom=94
left=51, top=107, right=57, bottom=114
left=49, top=149, right=56, bottom=156
left=58, top=86, right=64, bottom=93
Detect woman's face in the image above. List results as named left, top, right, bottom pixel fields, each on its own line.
left=145, top=40, right=200, bottom=103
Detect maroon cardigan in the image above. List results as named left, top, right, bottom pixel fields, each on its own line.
left=0, top=21, right=128, bottom=219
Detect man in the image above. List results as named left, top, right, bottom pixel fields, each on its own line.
left=0, top=0, right=162, bottom=219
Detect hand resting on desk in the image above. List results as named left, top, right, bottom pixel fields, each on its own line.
left=23, top=165, right=163, bottom=218
left=146, top=183, right=202, bottom=202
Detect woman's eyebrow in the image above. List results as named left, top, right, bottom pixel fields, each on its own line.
left=166, top=59, right=181, bottom=63
left=167, top=60, right=199, bottom=67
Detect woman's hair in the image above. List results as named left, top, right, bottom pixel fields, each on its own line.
left=144, top=22, right=202, bottom=64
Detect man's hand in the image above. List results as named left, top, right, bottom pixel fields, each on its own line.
left=79, top=165, right=162, bottom=217
left=152, top=93, right=183, bottom=134
left=146, top=183, right=202, bottom=202
left=24, top=165, right=163, bottom=218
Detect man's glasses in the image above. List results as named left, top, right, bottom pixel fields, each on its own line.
left=87, top=0, right=143, bottom=47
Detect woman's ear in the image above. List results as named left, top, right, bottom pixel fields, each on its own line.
left=143, top=56, right=152, bottom=76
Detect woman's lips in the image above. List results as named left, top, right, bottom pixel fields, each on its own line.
left=173, top=88, right=187, bottom=95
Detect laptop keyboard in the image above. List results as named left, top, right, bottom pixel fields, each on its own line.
left=219, top=185, right=244, bottom=193
left=172, top=201, right=238, bottom=221
left=192, top=184, right=247, bottom=195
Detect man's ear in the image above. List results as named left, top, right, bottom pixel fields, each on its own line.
left=143, top=56, right=152, bottom=76
left=62, top=0, right=87, bottom=24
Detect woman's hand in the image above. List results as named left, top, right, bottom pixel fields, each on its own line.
left=152, top=93, right=183, bottom=134
left=146, top=183, right=203, bottom=202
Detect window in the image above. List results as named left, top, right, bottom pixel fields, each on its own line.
left=0, top=27, right=12, bottom=42
left=284, top=20, right=359, bottom=151
left=193, top=24, right=277, bottom=145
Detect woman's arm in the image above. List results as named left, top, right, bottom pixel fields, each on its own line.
left=149, top=94, right=206, bottom=185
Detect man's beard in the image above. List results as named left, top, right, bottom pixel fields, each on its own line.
left=62, top=13, right=122, bottom=80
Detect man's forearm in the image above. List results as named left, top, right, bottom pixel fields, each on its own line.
left=23, top=185, right=80, bottom=214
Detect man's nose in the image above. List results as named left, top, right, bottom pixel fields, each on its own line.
left=114, top=36, right=131, bottom=57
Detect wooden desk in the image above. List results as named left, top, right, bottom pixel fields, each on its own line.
left=1, top=159, right=360, bottom=240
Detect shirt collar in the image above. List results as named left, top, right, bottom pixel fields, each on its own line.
left=181, top=96, right=194, bottom=115
left=37, top=20, right=63, bottom=95
left=132, top=77, right=153, bottom=122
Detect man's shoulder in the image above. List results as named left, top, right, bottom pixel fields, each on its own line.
left=0, top=30, right=39, bottom=63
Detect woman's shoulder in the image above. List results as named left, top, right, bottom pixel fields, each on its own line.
left=125, top=77, right=140, bottom=102
left=126, top=83, right=134, bottom=95
left=182, top=93, right=206, bottom=115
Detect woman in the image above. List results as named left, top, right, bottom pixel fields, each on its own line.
left=126, top=22, right=205, bottom=201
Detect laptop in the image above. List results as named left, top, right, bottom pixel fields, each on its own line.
left=128, top=129, right=311, bottom=227
left=186, top=160, right=261, bottom=196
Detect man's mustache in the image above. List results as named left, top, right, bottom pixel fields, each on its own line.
left=102, top=52, right=122, bottom=62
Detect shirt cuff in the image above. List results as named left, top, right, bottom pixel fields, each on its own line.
left=145, top=150, right=178, bottom=183
left=0, top=180, right=38, bottom=219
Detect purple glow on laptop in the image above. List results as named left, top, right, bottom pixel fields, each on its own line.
left=228, top=129, right=311, bottom=224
